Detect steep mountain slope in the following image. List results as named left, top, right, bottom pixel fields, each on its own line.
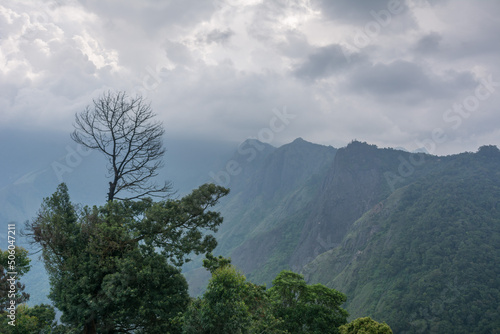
left=213, top=138, right=337, bottom=284
left=184, top=140, right=440, bottom=292
left=289, top=141, right=437, bottom=271
left=303, top=146, right=500, bottom=333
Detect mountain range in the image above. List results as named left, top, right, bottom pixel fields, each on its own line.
left=185, top=138, right=500, bottom=334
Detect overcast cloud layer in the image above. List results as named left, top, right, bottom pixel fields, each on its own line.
left=1, top=0, right=499, bottom=155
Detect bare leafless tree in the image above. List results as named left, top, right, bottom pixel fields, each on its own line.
left=71, top=91, right=171, bottom=201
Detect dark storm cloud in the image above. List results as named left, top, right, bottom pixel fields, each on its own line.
left=293, top=44, right=366, bottom=81
left=414, top=32, right=442, bottom=54
left=413, top=2, right=500, bottom=62
left=204, top=28, right=234, bottom=45
left=77, top=0, right=217, bottom=32
left=449, top=19, right=500, bottom=59
left=314, top=0, right=409, bottom=23
left=152, top=61, right=320, bottom=145
left=164, top=40, right=194, bottom=66
left=346, top=60, right=477, bottom=101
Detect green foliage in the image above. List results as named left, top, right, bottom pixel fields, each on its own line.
left=183, top=265, right=348, bottom=334
left=1, top=295, right=67, bottom=333
left=269, top=270, right=348, bottom=334
left=339, top=317, right=393, bottom=334
left=96, top=249, right=189, bottom=333
left=1, top=304, right=39, bottom=334
left=0, top=247, right=31, bottom=277
left=202, top=252, right=232, bottom=274
left=24, top=303, right=69, bottom=333
left=26, top=182, right=229, bottom=333
left=184, top=265, right=252, bottom=333
left=183, top=264, right=285, bottom=334
left=0, top=247, right=31, bottom=311
left=1, top=246, right=67, bottom=333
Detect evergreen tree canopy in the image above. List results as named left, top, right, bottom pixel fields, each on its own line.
left=268, top=270, right=348, bottom=334
left=0, top=246, right=30, bottom=311
left=183, top=257, right=348, bottom=334
left=339, top=317, right=393, bottom=334
left=26, top=182, right=229, bottom=333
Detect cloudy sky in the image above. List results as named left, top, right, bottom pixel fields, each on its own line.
left=1, top=0, right=499, bottom=155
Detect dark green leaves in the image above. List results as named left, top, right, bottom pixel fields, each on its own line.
left=269, top=270, right=348, bottom=334
left=339, top=317, right=393, bottom=334
left=26, top=182, right=229, bottom=333
left=183, top=263, right=348, bottom=334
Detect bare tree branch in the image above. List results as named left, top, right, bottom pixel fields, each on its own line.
left=71, top=91, right=171, bottom=201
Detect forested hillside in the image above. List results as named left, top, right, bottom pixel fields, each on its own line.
left=186, top=139, right=434, bottom=289
left=185, top=140, right=500, bottom=333
left=303, top=145, right=500, bottom=333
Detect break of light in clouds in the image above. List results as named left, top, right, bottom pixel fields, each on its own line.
left=1, top=0, right=499, bottom=155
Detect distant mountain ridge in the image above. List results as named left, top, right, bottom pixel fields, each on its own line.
left=214, top=138, right=337, bottom=283
left=198, top=140, right=436, bottom=285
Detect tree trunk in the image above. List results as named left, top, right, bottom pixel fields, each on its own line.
left=83, top=319, right=97, bottom=334
left=108, top=181, right=116, bottom=202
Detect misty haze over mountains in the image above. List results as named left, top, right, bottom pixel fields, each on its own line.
left=0, top=129, right=425, bottom=225
left=1, top=130, right=499, bottom=332
left=0, top=131, right=424, bottom=233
